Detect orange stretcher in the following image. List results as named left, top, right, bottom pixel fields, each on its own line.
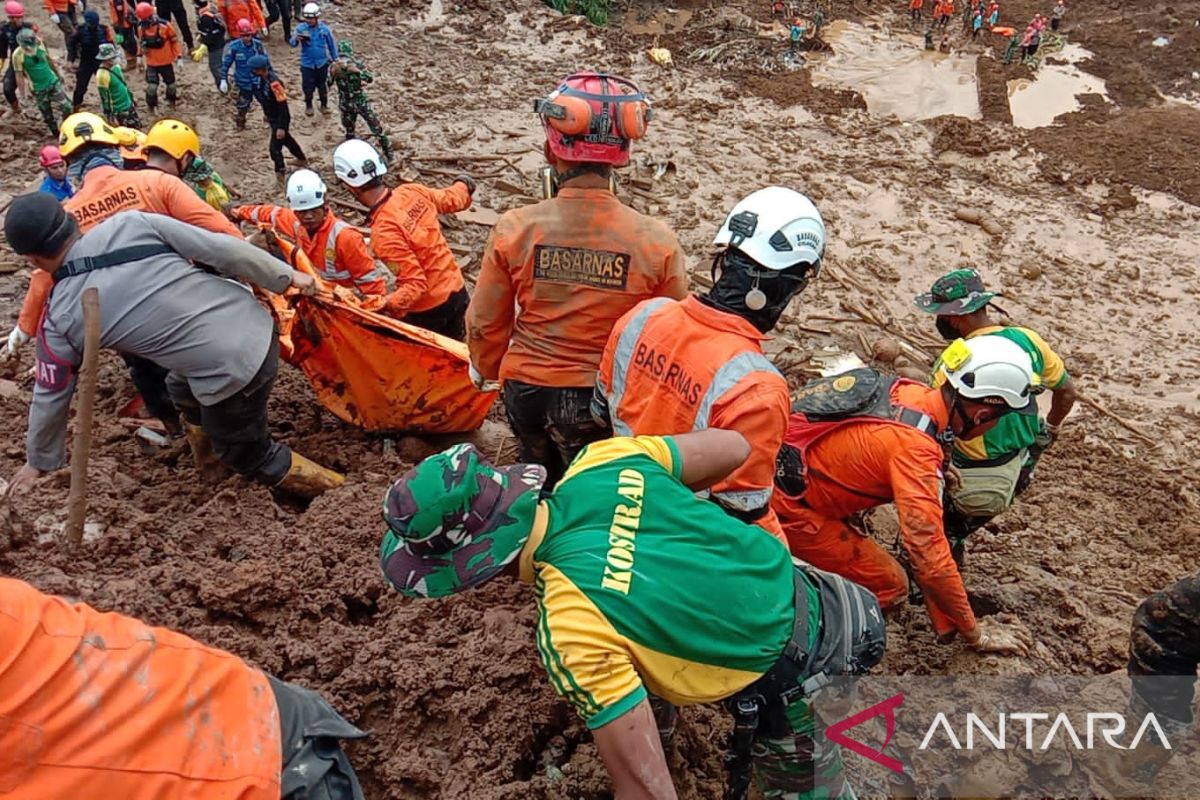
left=249, top=225, right=497, bottom=434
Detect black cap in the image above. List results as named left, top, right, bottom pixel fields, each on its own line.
left=4, top=192, right=78, bottom=257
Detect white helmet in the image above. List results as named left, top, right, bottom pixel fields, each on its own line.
left=302, top=2, right=319, bottom=15
left=286, top=168, right=327, bottom=211
left=333, top=139, right=386, bottom=188
left=941, top=335, right=1039, bottom=413
left=713, top=186, right=826, bottom=272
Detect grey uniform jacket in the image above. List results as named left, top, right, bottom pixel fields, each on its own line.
left=27, top=211, right=295, bottom=471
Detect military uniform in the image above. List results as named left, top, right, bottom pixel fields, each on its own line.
left=329, top=42, right=393, bottom=163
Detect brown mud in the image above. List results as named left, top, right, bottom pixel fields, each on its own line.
left=1, top=0, right=1199, bottom=798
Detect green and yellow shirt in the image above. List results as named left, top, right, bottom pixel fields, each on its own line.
left=518, top=435, right=804, bottom=730
left=933, top=325, right=1068, bottom=461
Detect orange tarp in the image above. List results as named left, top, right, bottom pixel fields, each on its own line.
left=253, top=225, right=496, bottom=433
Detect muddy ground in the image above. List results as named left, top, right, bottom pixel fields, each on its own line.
left=1, top=0, right=1199, bottom=797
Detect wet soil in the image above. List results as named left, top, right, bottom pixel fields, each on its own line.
left=1, top=0, right=1199, bottom=798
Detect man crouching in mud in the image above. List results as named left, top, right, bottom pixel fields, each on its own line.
left=380, top=428, right=887, bottom=799
left=0, top=576, right=367, bottom=798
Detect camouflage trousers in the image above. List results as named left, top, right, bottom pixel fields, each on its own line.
left=34, top=82, right=72, bottom=136
left=109, top=105, right=143, bottom=130
left=752, top=696, right=855, bottom=800
left=338, top=93, right=393, bottom=163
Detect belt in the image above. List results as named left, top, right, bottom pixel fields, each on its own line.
left=54, top=243, right=173, bottom=283
left=951, top=447, right=1022, bottom=469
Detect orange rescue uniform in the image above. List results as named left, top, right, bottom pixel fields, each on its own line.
left=771, top=381, right=976, bottom=637
left=368, top=181, right=471, bottom=316
left=218, top=0, right=266, bottom=32
left=0, top=577, right=281, bottom=798
left=467, top=187, right=689, bottom=388
left=16, top=164, right=243, bottom=336
left=233, top=203, right=387, bottom=297
left=138, top=18, right=181, bottom=66
left=41, top=0, right=70, bottom=12
left=598, top=295, right=788, bottom=540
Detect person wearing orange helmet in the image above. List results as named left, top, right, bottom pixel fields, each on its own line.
left=37, top=144, right=73, bottom=201
left=465, top=71, right=688, bottom=488
left=135, top=1, right=181, bottom=110
left=1, top=2, right=39, bottom=113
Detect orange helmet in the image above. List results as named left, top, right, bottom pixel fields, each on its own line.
left=534, top=72, right=651, bottom=167
left=135, top=1, right=154, bottom=19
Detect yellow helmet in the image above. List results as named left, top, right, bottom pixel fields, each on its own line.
left=144, top=119, right=200, bottom=161
left=114, top=127, right=148, bottom=162
left=58, top=111, right=121, bottom=159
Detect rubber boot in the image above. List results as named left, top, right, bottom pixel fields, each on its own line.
left=235, top=110, right=246, bottom=130
left=273, top=452, right=344, bottom=499
left=183, top=421, right=224, bottom=478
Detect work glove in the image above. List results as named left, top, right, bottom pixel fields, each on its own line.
left=50, top=12, right=61, bottom=23
left=468, top=362, right=488, bottom=391
left=3, top=326, right=30, bottom=359
left=219, top=78, right=229, bottom=94
left=455, top=174, right=477, bottom=195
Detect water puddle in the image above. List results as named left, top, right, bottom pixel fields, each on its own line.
left=625, top=8, right=693, bottom=36
left=1007, top=43, right=1108, bottom=128
left=810, top=21, right=980, bottom=121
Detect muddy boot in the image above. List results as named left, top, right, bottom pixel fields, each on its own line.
left=235, top=110, right=246, bottom=130
left=183, top=422, right=225, bottom=479
left=273, top=452, right=344, bottom=499
left=305, top=103, right=313, bottom=116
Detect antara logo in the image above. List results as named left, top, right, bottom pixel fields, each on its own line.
left=826, top=693, right=906, bottom=774
left=918, top=712, right=1173, bottom=752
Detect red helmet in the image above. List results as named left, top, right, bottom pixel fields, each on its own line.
left=135, top=1, right=154, bottom=19
left=4, top=1, right=24, bottom=17
left=38, top=144, right=63, bottom=167
left=236, top=17, right=253, bottom=34
left=534, top=72, right=651, bottom=167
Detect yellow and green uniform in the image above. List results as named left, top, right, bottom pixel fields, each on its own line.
left=517, top=435, right=809, bottom=730
left=933, top=325, right=1068, bottom=462
left=97, top=64, right=134, bottom=115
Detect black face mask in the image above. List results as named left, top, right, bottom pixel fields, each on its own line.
left=936, top=316, right=960, bottom=340
left=701, top=249, right=815, bottom=333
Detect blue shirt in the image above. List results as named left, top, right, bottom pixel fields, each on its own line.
left=39, top=174, right=73, bottom=201
left=222, top=37, right=266, bottom=89
left=288, top=21, right=336, bottom=69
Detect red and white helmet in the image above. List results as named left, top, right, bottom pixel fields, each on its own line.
left=38, top=144, right=63, bottom=168
left=534, top=71, right=651, bottom=167
left=4, top=1, right=24, bottom=17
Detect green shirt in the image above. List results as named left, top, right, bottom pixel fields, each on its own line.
left=932, top=326, right=1069, bottom=461
left=519, top=435, right=804, bottom=729
left=97, top=65, right=133, bottom=114
left=13, top=45, right=58, bottom=92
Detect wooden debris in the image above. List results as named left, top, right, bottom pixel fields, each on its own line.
left=457, top=206, right=502, bottom=227
left=1077, top=392, right=1156, bottom=444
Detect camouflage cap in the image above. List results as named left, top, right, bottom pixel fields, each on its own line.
left=379, top=444, right=546, bottom=599
left=913, top=268, right=998, bottom=316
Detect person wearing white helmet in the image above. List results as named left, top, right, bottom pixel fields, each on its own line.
left=772, top=334, right=1040, bottom=655
left=230, top=167, right=387, bottom=298
left=595, top=186, right=824, bottom=545
left=288, top=0, right=336, bottom=116
left=332, top=137, right=475, bottom=339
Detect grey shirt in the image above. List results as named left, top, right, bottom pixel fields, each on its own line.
left=27, top=211, right=295, bottom=471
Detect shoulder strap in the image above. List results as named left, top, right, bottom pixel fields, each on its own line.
left=54, top=243, right=174, bottom=283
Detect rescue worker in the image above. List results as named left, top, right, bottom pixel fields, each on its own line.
left=915, top=268, right=1077, bottom=557
left=184, top=154, right=232, bottom=211
left=142, top=117, right=199, bottom=178
left=1, top=2, right=37, bottom=114
left=36, top=144, right=73, bottom=200
left=380, top=430, right=887, bottom=799
left=264, top=0, right=292, bottom=40
left=66, top=8, right=114, bottom=109
left=332, top=138, right=474, bottom=339
left=232, top=168, right=387, bottom=299
left=248, top=53, right=306, bottom=176
left=108, top=0, right=140, bottom=64
left=217, top=0, right=264, bottom=34
left=595, top=187, right=823, bottom=541
left=772, top=335, right=1039, bottom=651
left=155, top=0, right=194, bottom=51
left=4, top=191, right=345, bottom=497
left=193, top=0, right=226, bottom=88
left=2, top=113, right=242, bottom=425
left=329, top=39, right=392, bottom=163
left=465, top=72, right=687, bottom=487
left=115, top=123, right=147, bottom=167
left=136, top=1, right=181, bottom=111
left=221, top=17, right=266, bottom=129
left=96, top=41, right=141, bottom=127
left=0, top=576, right=366, bottom=798
left=288, top=1, right=335, bottom=116
left=41, top=0, right=78, bottom=46
left=12, top=27, right=71, bottom=135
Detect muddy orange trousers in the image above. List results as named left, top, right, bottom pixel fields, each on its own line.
left=780, top=502, right=958, bottom=637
